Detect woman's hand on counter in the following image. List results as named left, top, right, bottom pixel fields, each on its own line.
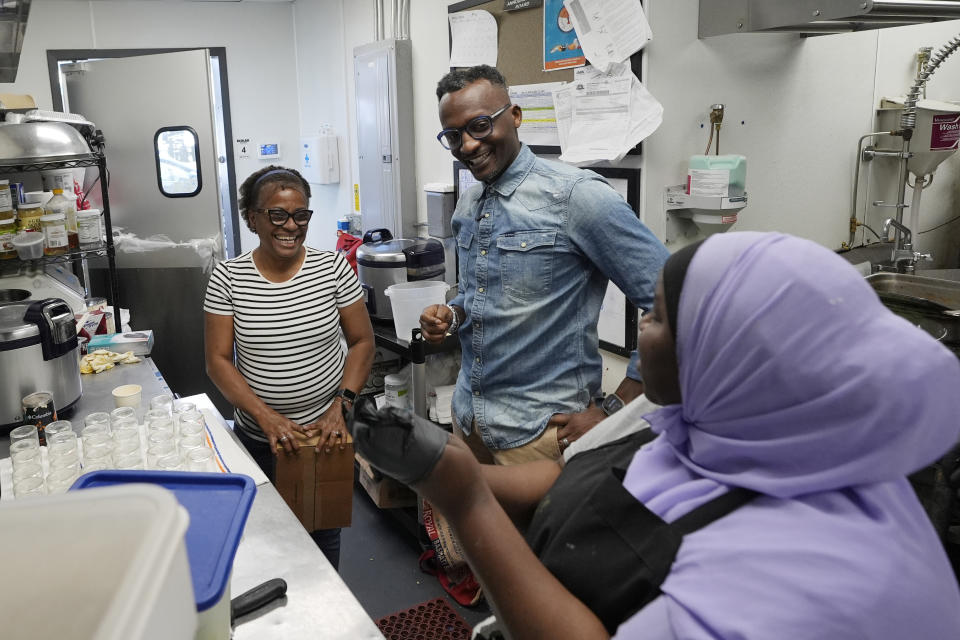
left=255, top=407, right=309, bottom=455
left=304, top=400, right=349, bottom=454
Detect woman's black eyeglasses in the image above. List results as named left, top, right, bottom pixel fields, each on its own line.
left=437, top=104, right=513, bottom=150
left=255, top=208, right=314, bottom=226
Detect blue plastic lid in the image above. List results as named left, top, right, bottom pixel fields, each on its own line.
left=70, top=471, right=257, bottom=612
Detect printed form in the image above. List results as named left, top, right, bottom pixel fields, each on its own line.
left=509, top=82, right=566, bottom=147
left=563, top=0, right=652, bottom=72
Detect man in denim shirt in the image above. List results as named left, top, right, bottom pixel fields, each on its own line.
left=420, top=65, right=668, bottom=465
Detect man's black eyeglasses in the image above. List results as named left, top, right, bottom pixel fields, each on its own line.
left=255, top=208, right=314, bottom=226
left=437, top=104, right=513, bottom=151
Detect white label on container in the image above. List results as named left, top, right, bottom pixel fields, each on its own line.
left=0, top=188, right=11, bottom=212
left=43, top=172, right=74, bottom=194
left=77, top=216, right=101, bottom=244
left=689, top=169, right=730, bottom=197
left=44, top=224, right=68, bottom=248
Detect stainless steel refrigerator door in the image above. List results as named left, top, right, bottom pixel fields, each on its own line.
left=65, top=49, right=224, bottom=269
left=63, top=49, right=228, bottom=406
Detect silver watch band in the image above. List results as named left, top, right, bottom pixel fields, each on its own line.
left=445, top=304, right=460, bottom=334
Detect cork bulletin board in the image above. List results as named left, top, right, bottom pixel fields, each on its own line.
left=447, top=0, right=643, bottom=154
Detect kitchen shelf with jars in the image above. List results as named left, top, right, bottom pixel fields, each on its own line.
left=0, top=121, right=121, bottom=332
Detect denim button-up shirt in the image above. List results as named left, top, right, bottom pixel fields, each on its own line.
left=450, top=145, right=669, bottom=450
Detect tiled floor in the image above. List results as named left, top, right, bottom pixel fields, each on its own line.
left=339, top=481, right=493, bottom=630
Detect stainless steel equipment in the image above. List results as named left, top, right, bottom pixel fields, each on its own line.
left=356, top=228, right=445, bottom=321
left=700, top=0, right=960, bottom=37
left=0, top=298, right=82, bottom=431
left=0, top=121, right=91, bottom=163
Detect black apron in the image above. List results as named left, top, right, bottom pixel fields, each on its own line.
left=525, top=430, right=756, bottom=634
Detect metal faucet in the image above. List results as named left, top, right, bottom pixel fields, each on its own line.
left=882, top=218, right=932, bottom=273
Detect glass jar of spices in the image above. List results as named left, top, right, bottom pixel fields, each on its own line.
left=41, top=212, right=68, bottom=256
left=0, top=215, right=16, bottom=259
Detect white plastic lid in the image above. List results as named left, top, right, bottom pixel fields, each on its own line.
left=24, top=191, right=52, bottom=204
left=0, top=179, right=8, bottom=185
left=384, top=373, right=408, bottom=386
left=423, top=183, right=455, bottom=193
left=0, top=216, right=15, bottom=225
left=40, top=212, right=65, bottom=222
left=77, top=208, right=101, bottom=218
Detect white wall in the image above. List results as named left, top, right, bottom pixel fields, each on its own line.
left=643, top=1, right=960, bottom=264
left=291, top=1, right=960, bottom=391
left=292, top=0, right=355, bottom=249
left=294, top=0, right=461, bottom=242
left=0, top=0, right=302, bottom=254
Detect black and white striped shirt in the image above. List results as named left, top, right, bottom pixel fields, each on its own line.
left=203, top=248, right=364, bottom=441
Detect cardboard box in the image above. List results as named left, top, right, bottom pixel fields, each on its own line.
left=355, top=453, right=417, bottom=509
left=275, top=432, right=354, bottom=530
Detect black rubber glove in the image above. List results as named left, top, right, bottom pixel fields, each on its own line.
left=346, top=396, right=450, bottom=486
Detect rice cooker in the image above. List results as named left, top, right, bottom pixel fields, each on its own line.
left=356, top=228, right=446, bottom=320
left=0, top=298, right=82, bottom=432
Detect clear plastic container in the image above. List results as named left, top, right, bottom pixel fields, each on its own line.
left=13, top=231, right=44, bottom=260
left=0, top=484, right=197, bottom=640
left=384, top=281, right=450, bottom=343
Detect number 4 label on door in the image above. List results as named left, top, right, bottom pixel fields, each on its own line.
left=236, top=137, right=251, bottom=159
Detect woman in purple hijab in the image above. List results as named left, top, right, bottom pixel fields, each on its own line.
left=348, top=231, right=960, bottom=639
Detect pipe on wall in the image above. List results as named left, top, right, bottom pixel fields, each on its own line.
left=393, top=0, right=400, bottom=40
left=374, top=0, right=383, bottom=41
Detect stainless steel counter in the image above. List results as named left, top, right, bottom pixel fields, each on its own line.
left=918, top=269, right=960, bottom=283
left=2, top=359, right=384, bottom=639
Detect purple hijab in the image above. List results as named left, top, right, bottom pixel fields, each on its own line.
left=617, top=232, right=960, bottom=639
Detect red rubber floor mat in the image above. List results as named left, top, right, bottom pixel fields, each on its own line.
left=376, top=597, right=473, bottom=640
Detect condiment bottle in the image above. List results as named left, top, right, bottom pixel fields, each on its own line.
left=76, top=209, right=102, bottom=249
left=41, top=212, right=68, bottom=255
left=0, top=215, right=16, bottom=259
left=16, top=193, right=46, bottom=233
left=45, top=188, right=78, bottom=249
left=0, top=180, right=13, bottom=215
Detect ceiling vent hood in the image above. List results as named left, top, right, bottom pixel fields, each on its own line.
left=0, top=0, right=31, bottom=82
left=700, top=0, right=960, bottom=37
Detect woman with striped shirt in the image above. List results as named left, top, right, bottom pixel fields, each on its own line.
left=204, top=166, right=374, bottom=569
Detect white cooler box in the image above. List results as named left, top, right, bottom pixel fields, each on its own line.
left=0, top=484, right=196, bottom=640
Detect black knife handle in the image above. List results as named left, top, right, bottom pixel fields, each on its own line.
left=231, top=578, right=287, bottom=623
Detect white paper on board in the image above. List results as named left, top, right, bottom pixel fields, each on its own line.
left=449, top=11, right=499, bottom=68
left=554, top=62, right=662, bottom=164
left=563, top=0, right=652, bottom=73
left=510, top=82, right=566, bottom=147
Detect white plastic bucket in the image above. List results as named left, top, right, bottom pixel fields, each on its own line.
left=0, top=484, right=196, bottom=640
left=385, top=281, right=449, bottom=342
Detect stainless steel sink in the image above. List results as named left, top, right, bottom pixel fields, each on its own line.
left=866, top=273, right=960, bottom=351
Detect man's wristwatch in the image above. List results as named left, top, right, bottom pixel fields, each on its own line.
left=335, top=388, right=358, bottom=408
left=445, top=304, right=460, bottom=334
left=601, top=393, right=625, bottom=416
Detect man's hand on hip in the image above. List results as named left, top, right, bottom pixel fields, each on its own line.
left=549, top=402, right=606, bottom=454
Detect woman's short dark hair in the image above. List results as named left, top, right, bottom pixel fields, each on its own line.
left=436, top=65, right=507, bottom=101
left=238, top=165, right=312, bottom=229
